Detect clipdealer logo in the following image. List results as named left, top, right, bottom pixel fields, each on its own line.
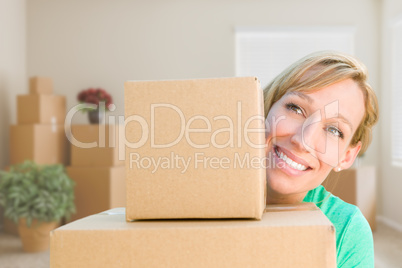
left=129, top=152, right=275, bottom=174
left=65, top=101, right=267, bottom=172
left=124, top=102, right=265, bottom=150
left=65, top=98, right=342, bottom=171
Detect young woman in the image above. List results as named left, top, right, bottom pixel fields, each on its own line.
left=264, top=51, right=379, bottom=267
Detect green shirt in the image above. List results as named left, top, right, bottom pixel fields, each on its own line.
left=303, top=185, right=374, bottom=268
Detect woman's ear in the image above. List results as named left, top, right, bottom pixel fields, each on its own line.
left=334, top=141, right=362, bottom=171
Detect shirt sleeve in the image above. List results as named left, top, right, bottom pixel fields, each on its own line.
left=337, top=209, right=374, bottom=268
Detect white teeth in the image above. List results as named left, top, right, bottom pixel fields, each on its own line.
left=291, top=161, right=298, bottom=169
left=275, top=147, right=308, bottom=171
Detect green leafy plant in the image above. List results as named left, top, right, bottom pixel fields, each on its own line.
left=0, top=161, right=76, bottom=227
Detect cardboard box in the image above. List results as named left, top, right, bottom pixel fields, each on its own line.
left=66, top=166, right=126, bottom=222
left=29, top=76, right=53, bottom=95
left=124, top=77, right=266, bottom=220
left=3, top=217, right=19, bottom=236
left=322, top=166, right=376, bottom=230
left=70, top=125, right=124, bottom=167
left=10, top=125, right=68, bottom=165
left=17, top=95, right=66, bottom=124
left=50, top=204, right=336, bottom=268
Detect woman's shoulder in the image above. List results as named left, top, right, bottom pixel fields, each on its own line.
left=304, top=185, right=374, bottom=267
left=304, top=185, right=358, bottom=217
left=303, top=185, right=369, bottom=232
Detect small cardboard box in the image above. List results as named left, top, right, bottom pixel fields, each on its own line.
left=322, top=166, right=376, bottom=230
left=17, top=94, right=66, bottom=124
left=50, top=204, right=336, bottom=268
left=70, top=125, right=124, bottom=167
left=10, top=124, right=69, bottom=165
left=66, top=166, right=126, bottom=222
left=124, top=77, right=266, bottom=220
left=29, top=76, right=53, bottom=95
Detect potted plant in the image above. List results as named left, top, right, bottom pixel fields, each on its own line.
left=77, top=87, right=114, bottom=124
left=0, top=161, right=75, bottom=252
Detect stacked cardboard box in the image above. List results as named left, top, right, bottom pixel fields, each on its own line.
left=10, top=77, right=68, bottom=165
left=124, top=77, right=266, bottom=220
left=66, top=124, right=125, bottom=222
left=51, top=77, right=336, bottom=267
left=5, top=77, right=68, bottom=235
left=51, top=205, right=336, bottom=267
left=322, top=166, right=377, bottom=230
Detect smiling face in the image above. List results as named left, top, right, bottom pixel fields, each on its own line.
left=265, top=78, right=365, bottom=204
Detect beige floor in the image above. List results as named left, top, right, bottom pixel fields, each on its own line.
left=0, top=231, right=49, bottom=268
left=373, top=222, right=402, bottom=268
left=0, top=221, right=401, bottom=268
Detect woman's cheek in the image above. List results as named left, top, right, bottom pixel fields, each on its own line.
left=318, top=138, right=343, bottom=167
left=270, top=116, right=298, bottom=137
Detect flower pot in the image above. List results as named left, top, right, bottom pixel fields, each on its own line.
left=18, top=218, right=59, bottom=253
left=88, top=109, right=104, bottom=124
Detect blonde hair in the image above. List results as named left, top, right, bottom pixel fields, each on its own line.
left=263, top=51, right=379, bottom=155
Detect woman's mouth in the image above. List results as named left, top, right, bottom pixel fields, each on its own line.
left=273, top=145, right=312, bottom=172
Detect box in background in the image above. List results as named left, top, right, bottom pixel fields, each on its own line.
left=66, top=166, right=125, bottom=222
left=3, top=217, right=19, bottom=236
left=29, top=76, right=53, bottom=95
left=10, top=125, right=69, bottom=166
left=70, top=124, right=124, bottom=167
left=50, top=204, right=336, bottom=268
left=17, top=95, right=66, bottom=124
left=322, top=166, right=376, bottom=230
left=124, top=77, right=266, bottom=220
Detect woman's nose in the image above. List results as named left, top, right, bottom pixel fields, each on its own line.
left=290, top=124, right=308, bottom=152
left=291, top=110, right=325, bottom=154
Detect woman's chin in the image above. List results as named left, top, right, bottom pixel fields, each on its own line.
left=267, top=177, right=298, bottom=196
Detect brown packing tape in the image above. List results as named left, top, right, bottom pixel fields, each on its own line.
left=264, top=202, right=319, bottom=213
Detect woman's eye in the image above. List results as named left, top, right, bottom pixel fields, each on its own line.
left=326, top=126, right=344, bottom=139
left=285, top=103, right=304, bottom=116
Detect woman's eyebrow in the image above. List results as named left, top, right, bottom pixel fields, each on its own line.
left=288, top=91, right=314, bottom=103
left=288, top=91, right=353, bottom=131
left=332, top=114, right=353, bottom=131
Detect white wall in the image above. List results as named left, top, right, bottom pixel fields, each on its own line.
left=0, top=0, right=26, bottom=225
left=0, top=0, right=26, bottom=169
left=26, top=0, right=380, bottom=125
left=379, top=0, right=402, bottom=228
